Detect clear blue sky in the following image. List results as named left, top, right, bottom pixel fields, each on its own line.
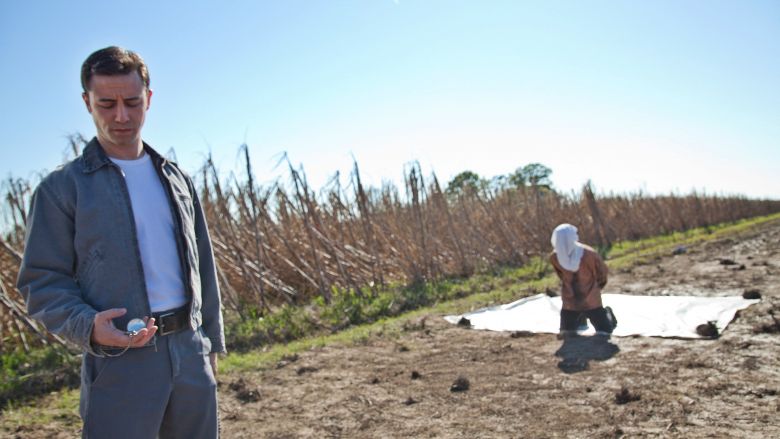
left=1, top=1, right=778, bottom=198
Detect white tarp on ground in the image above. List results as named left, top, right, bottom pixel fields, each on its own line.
left=444, top=293, right=760, bottom=338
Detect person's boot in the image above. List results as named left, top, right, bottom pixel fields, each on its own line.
left=605, top=306, right=618, bottom=330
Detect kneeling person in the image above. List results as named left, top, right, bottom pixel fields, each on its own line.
left=549, top=223, right=616, bottom=338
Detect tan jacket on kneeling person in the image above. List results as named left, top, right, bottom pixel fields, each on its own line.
left=550, top=236, right=608, bottom=312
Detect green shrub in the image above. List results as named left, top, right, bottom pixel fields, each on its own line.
left=1, top=347, right=79, bottom=409
left=226, top=304, right=316, bottom=352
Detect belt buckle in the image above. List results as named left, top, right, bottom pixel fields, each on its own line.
left=157, top=311, right=176, bottom=336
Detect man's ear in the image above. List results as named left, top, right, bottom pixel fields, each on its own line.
left=82, top=92, right=93, bottom=113
left=146, top=89, right=153, bottom=110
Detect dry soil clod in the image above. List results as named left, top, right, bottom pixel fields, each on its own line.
left=229, top=378, right=261, bottom=403
left=296, top=366, right=318, bottom=375
left=752, top=310, right=780, bottom=334
left=403, top=396, right=418, bottom=405
left=450, top=376, right=470, bottom=392
left=615, top=387, right=641, bottom=405
left=457, top=317, right=471, bottom=327
left=276, top=353, right=299, bottom=369
left=696, top=321, right=719, bottom=338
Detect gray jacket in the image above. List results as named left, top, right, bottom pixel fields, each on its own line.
left=17, top=138, right=225, bottom=355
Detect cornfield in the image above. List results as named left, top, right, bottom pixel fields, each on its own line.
left=2, top=141, right=779, bottom=354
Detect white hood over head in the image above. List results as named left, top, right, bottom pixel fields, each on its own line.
left=551, top=223, right=585, bottom=272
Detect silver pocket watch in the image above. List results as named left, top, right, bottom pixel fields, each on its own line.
left=126, top=318, right=146, bottom=336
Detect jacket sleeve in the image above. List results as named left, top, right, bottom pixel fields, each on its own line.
left=190, top=178, right=226, bottom=354
left=595, top=253, right=608, bottom=289
left=549, top=253, right=564, bottom=279
left=16, top=181, right=100, bottom=355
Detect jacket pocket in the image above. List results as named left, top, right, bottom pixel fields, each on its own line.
left=86, top=354, right=114, bottom=386
left=76, top=246, right=103, bottom=289
left=198, top=326, right=212, bottom=355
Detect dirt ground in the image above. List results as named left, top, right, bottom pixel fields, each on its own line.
left=5, top=219, right=780, bottom=438
left=219, top=220, right=780, bottom=439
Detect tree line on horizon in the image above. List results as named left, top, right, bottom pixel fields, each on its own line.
left=445, top=163, right=553, bottom=197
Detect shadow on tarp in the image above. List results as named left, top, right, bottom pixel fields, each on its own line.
left=554, top=335, right=619, bottom=374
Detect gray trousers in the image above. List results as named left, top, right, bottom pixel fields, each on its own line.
left=79, top=327, right=218, bottom=438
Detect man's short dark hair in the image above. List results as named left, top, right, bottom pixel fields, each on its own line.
left=81, top=46, right=150, bottom=92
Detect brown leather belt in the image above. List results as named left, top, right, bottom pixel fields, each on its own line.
left=152, top=306, right=189, bottom=336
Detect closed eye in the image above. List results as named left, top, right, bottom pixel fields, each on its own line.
left=96, top=97, right=142, bottom=109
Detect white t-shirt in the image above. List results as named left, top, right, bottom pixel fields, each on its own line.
left=110, top=153, right=188, bottom=312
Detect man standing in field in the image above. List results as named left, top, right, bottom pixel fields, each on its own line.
left=17, top=46, right=224, bottom=438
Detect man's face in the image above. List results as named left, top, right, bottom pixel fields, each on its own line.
left=82, top=72, right=152, bottom=156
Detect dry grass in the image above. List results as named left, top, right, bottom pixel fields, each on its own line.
left=2, top=141, right=779, bottom=354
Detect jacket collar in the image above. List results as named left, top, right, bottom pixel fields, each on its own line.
left=81, top=137, right=168, bottom=173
